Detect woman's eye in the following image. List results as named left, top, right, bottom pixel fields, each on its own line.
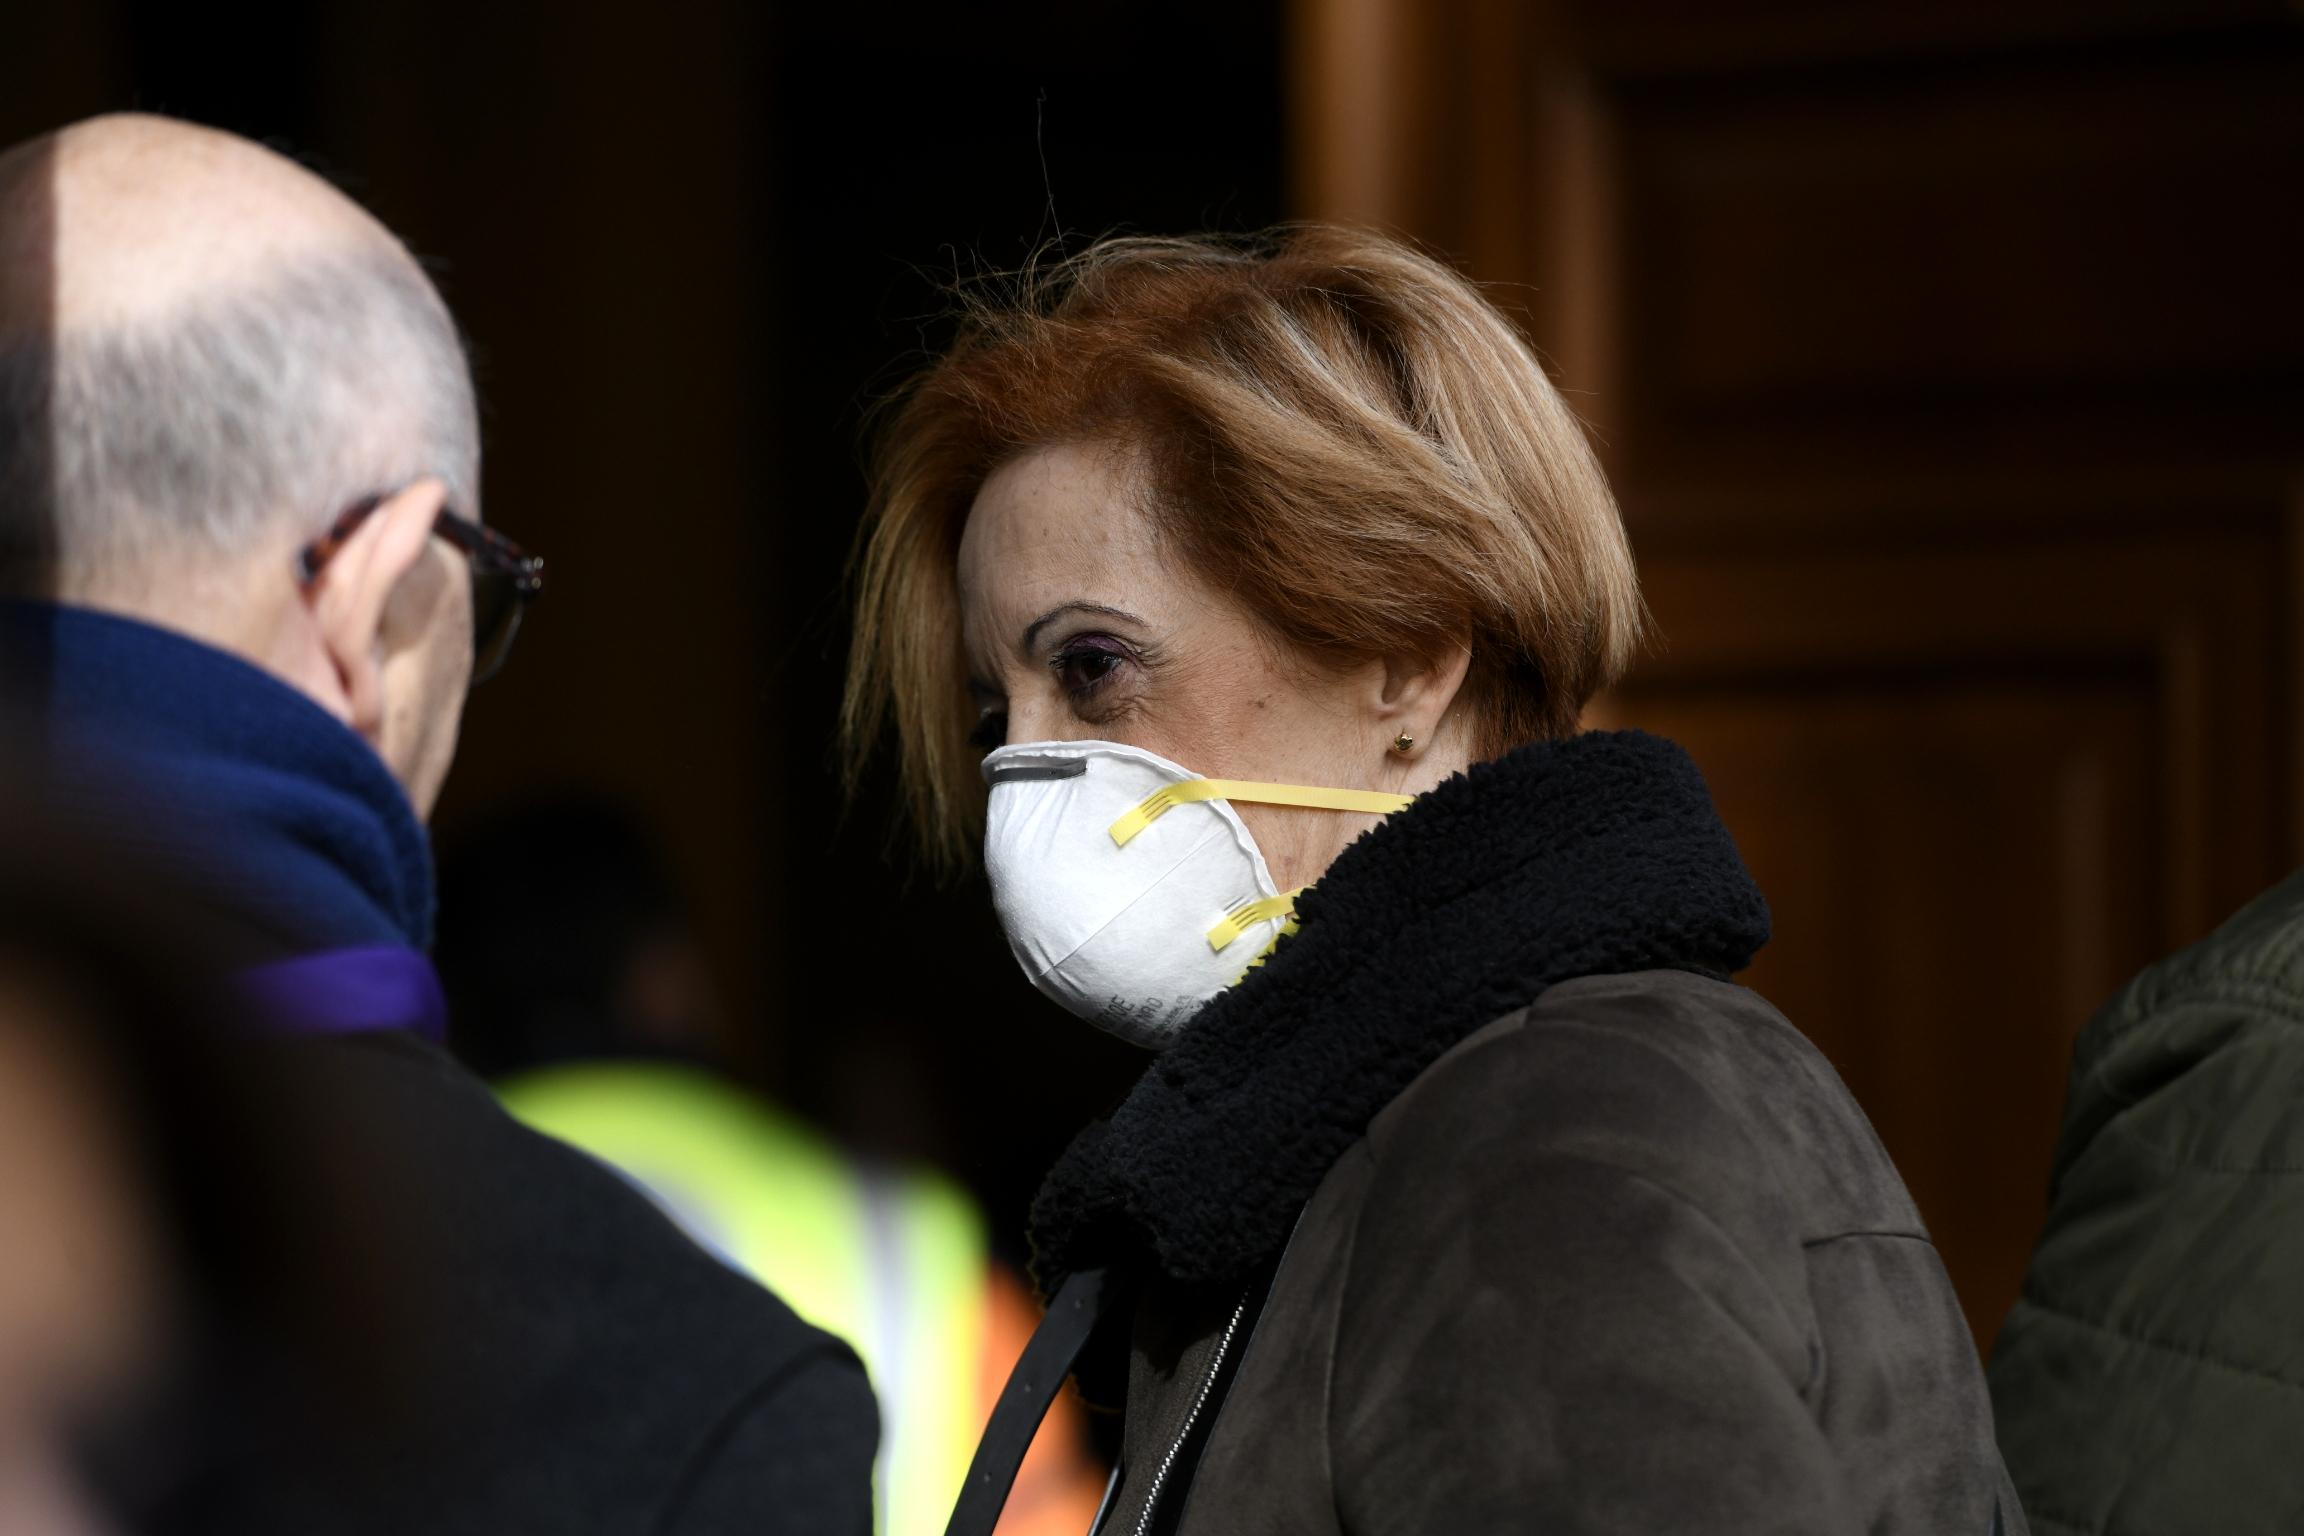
left=968, top=710, right=1008, bottom=753
left=1053, top=642, right=1125, bottom=694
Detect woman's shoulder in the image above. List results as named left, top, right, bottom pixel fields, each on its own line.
left=1362, top=967, right=1923, bottom=1251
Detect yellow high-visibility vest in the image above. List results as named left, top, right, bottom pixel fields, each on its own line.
left=499, top=1060, right=987, bottom=1536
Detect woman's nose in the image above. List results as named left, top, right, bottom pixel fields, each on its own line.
left=1002, top=706, right=1093, bottom=746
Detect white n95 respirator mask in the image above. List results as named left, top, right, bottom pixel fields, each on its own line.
left=980, top=740, right=1413, bottom=1050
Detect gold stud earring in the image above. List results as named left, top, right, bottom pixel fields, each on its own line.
left=1392, top=731, right=1416, bottom=755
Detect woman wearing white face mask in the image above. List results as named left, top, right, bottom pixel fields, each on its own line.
left=845, top=228, right=2024, bottom=1536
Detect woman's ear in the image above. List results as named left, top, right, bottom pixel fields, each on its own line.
left=1374, top=641, right=1474, bottom=757
left=306, top=479, right=446, bottom=741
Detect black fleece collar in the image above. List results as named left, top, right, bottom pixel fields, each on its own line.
left=1027, top=729, right=1771, bottom=1295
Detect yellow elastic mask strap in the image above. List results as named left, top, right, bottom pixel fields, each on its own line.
left=1207, top=889, right=1303, bottom=953
left=1109, top=779, right=1415, bottom=848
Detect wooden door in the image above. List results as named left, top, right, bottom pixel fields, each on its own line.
left=1290, top=0, right=2304, bottom=1347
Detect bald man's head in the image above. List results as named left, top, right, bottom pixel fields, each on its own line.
left=0, top=114, right=478, bottom=606
left=0, top=115, right=487, bottom=816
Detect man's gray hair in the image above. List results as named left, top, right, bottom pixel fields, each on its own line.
left=0, top=249, right=480, bottom=592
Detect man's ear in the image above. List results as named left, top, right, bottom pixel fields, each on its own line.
left=308, top=479, right=445, bottom=740
left=1374, top=641, right=1474, bottom=757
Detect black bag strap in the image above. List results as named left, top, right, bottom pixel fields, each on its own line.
left=942, top=1267, right=1110, bottom=1536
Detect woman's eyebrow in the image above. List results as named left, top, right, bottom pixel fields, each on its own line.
left=1020, top=601, right=1147, bottom=652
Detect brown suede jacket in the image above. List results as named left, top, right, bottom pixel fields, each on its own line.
left=1023, top=732, right=2024, bottom=1536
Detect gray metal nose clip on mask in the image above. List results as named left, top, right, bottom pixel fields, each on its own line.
left=980, top=741, right=1413, bottom=1050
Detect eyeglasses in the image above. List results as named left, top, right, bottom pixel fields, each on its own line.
left=297, top=495, right=545, bottom=686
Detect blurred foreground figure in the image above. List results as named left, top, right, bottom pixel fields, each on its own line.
left=0, top=875, right=173, bottom=1536
left=436, top=800, right=1108, bottom=1536
left=0, top=989, right=143, bottom=1536
left=1991, top=875, right=2304, bottom=1533
left=0, top=113, right=874, bottom=1533
left=0, top=814, right=383, bottom=1536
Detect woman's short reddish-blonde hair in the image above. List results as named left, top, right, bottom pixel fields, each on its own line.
left=844, top=224, right=1644, bottom=872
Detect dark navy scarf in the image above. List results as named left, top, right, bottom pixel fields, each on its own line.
left=0, top=600, right=446, bottom=1039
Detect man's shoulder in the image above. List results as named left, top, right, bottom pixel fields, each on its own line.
left=307, top=1030, right=838, bottom=1339
left=2093, top=866, right=2304, bottom=1053
left=1996, top=873, right=2304, bottom=1532
left=176, top=1029, right=876, bottom=1534
left=2063, top=868, right=2304, bottom=1173
left=283, top=1029, right=865, bottom=1426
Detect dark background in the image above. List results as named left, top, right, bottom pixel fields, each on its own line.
left=2, top=0, right=1288, bottom=1268
left=7, top=0, right=2302, bottom=1342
